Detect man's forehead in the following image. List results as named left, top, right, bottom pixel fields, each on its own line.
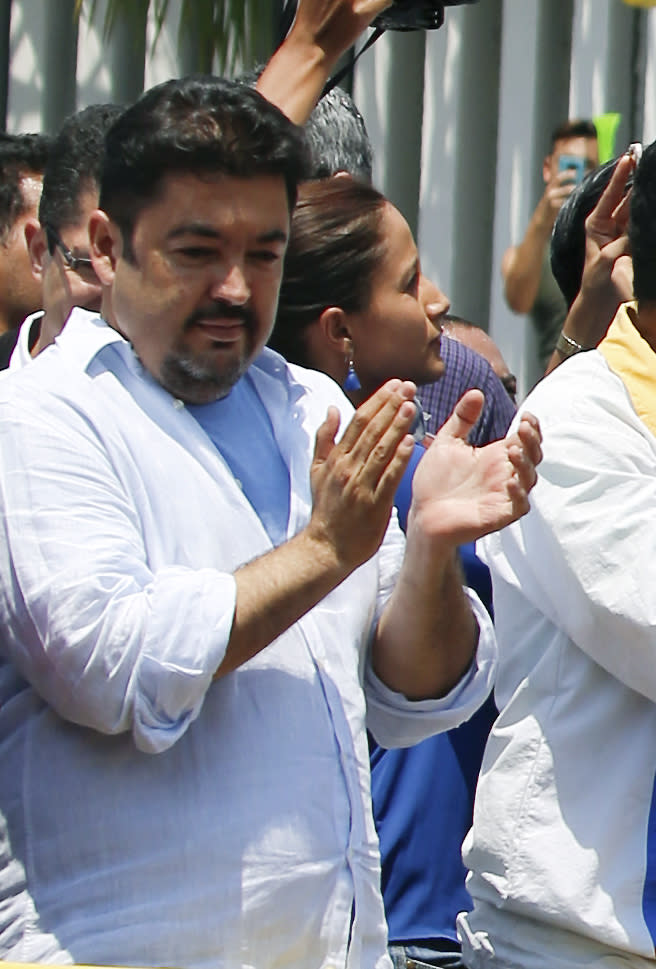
left=161, top=168, right=288, bottom=193
left=139, top=170, right=291, bottom=224
left=553, top=136, right=598, bottom=161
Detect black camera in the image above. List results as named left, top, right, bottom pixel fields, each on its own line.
left=373, top=0, right=479, bottom=32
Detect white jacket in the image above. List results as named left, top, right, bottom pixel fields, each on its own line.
left=461, top=305, right=656, bottom=969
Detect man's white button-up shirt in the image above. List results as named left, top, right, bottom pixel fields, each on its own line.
left=0, top=308, right=495, bottom=969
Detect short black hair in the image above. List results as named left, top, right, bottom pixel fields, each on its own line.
left=551, top=157, right=628, bottom=307
left=0, top=132, right=51, bottom=240
left=99, top=75, right=309, bottom=260
left=550, top=119, right=597, bottom=150
left=630, top=139, right=656, bottom=303
left=39, top=103, right=124, bottom=246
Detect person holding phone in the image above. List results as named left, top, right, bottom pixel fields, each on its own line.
left=501, top=119, right=599, bottom=372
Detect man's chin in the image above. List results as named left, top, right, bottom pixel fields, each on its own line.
left=158, top=349, right=249, bottom=405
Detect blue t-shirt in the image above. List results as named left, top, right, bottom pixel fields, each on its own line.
left=188, top=374, right=290, bottom=547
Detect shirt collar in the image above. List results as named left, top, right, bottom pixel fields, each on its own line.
left=55, top=307, right=128, bottom=372
left=598, top=301, right=656, bottom=438
left=56, top=308, right=305, bottom=410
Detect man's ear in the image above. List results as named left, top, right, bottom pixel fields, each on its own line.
left=317, top=305, right=351, bottom=352
left=89, top=210, right=121, bottom=285
left=25, top=219, right=46, bottom=280
left=543, top=154, right=553, bottom=184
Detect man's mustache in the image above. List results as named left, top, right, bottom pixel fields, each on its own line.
left=185, top=301, right=253, bottom=329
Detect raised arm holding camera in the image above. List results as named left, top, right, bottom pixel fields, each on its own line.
left=258, top=0, right=479, bottom=126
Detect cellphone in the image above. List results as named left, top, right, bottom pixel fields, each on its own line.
left=558, top=154, right=586, bottom=186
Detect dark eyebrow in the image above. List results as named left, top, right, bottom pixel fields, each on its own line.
left=253, top=229, right=288, bottom=245
left=166, top=223, right=288, bottom=245
left=402, top=256, right=420, bottom=285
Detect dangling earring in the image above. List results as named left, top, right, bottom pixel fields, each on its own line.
left=342, top=340, right=361, bottom=392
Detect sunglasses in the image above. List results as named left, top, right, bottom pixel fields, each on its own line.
left=45, top=225, right=95, bottom=274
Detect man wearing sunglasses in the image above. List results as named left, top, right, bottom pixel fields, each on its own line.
left=0, top=104, right=122, bottom=371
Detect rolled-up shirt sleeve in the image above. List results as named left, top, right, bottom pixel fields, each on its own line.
left=0, top=399, right=236, bottom=754
left=364, top=587, right=497, bottom=748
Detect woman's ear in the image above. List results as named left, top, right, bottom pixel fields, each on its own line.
left=88, top=210, right=121, bottom=285
left=301, top=307, right=352, bottom=387
left=317, top=305, right=351, bottom=352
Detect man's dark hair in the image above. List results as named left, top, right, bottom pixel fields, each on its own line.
left=99, top=75, right=309, bottom=261
left=550, top=119, right=597, bottom=150
left=270, top=175, right=386, bottom=366
left=39, top=103, right=124, bottom=248
left=630, top=139, right=656, bottom=302
left=551, top=157, right=626, bottom=308
left=0, top=132, right=51, bottom=241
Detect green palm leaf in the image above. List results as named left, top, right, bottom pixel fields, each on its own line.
left=74, top=0, right=276, bottom=74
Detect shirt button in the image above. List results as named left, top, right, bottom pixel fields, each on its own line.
left=173, top=398, right=185, bottom=410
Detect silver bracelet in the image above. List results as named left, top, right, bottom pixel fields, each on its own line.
left=555, top=331, right=585, bottom=358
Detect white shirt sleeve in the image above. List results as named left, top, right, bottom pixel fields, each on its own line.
left=0, top=398, right=235, bottom=754
left=364, top=587, right=497, bottom=748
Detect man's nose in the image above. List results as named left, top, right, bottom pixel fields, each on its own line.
left=211, top=262, right=250, bottom=304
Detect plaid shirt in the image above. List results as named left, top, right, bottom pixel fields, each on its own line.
left=418, top=335, right=516, bottom=445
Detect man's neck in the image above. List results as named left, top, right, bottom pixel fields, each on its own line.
left=31, top=309, right=59, bottom=358
left=0, top=311, right=16, bottom=335
left=100, top=295, right=118, bottom=334
left=633, top=301, right=656, bottom=355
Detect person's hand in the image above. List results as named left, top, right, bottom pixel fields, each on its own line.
left=545, top=150, right=636, bottom=375
left=257, top=0, right=393, bottom=125
left=544, top=152, right=637, bottom=376
left=307, top=378, right=416, bottom=571
left=408, top=390, right=542, bottom=547
left=579, top=151, right=634, bottom=309
left=535, top=169, right=579, bottom=231
left=289, top=0, right=394, bottom=58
